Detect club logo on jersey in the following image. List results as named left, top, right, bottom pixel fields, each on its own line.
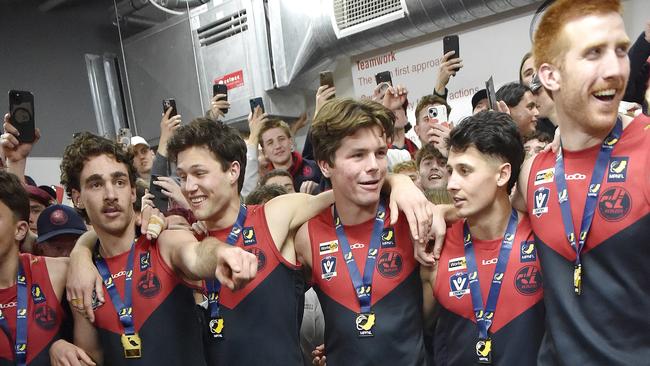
left=31, top=285, right=45, bottom=304
left=242, top=227, right=257, bottom=246
left=321, top=256, right=337, bottom=280
left=377, top=251, right=403, bottom=278
left=139, top=251, right=151, bottom=271
left=381, top=228, right=395, bottom=248
left=607, top=157, right=628, bottom=182
left=245, top=247, right=267, bottom=272
left=34, top=304, right=58, bottom=330
left=449, top=272, right=470, bottom=298
left=319, top=240, right=339, bottom=255
left=598, top=186, right=631, bottom=221
left=137, top=271, right=162, bottom=298
left=520, top=241, right=537, bottom=262
left=534, top=168, right=554, bottom=185
left=514, top=266, right=543, bottom=295
left=448, top=256, right=466, bottom=272
left=532, top=187, right=550, bottom=217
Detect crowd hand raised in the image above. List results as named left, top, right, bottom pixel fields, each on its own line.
left=543, top=127, right=561, bottom=154
left=388, top=174, right=433, bottom=244
left=371, top=82, right=389, bottom=103
left=210, top=94, right=230, bottom=120
left=215, top=245, right=258, bottom=291
left=496, top=100, right=510, bottom=114
left=248, top=106, right=269, bottom=146
left=382, top=85, right=408, bottom=111
left=299, top=180, right=318, bottom=194
left=436, top=51, right=463, bottom=91
left=311, top=344, right=326, bottom=366
left=159, top=108, right=181, bottom=143
left=1, top=113, right=41, bottom=162
left=50, top=340, right=96, bottom=366
left=152, top=176, right=190, bottom=210
left=315, top=85, right=336, bottom=117
left=141, top=190, right=155, bottom=211
left=414, top=204, right=447, bottom=266
left=426, top=122, right=453, bottom=155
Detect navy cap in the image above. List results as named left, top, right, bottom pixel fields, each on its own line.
left=36, top=205, right=86, bottom=243
left=472, top=89, right=488, bottom=110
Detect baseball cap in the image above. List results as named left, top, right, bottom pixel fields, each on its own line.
left=38, top=185, right=57, bottom=201
left=36, top=205, right=87, bottom=243
left=25, top=185, right=54, bottom=206
left=131, top=136, right=149, bottom=147
left=471, top=89, right=488, bottom=110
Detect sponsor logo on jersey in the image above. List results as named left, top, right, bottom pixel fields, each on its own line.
left=31, top=285, right=45, bottom=304
left=318, top=240, right=339, bottom=255
left=34, top=304, right=58, bottom=330
left=380, top=228, right=395, bottom=248
left=245, top=247, right=267, bottom=272
left=139, top=251, right=151, bottom=271
left=350, top=243, right=365, bottom=250
left=532, top=187, right=550, bottom=217
left=376, top=251, right=402, bottom=278
left=514, top=266, right=542, bottom=295
left=137, top=271, right=162, bottom=298
left=598, top=186, right=631, bottom=221
left=0, top=302, right=17, bottom=309
left=321, top=256, right=337, bottom=280
left=534, top=168, right=554, bottom=185
left=565, top=173, right=586, bottom=180
left=242, top=227, right=257, bottom=245
left=520, top=241, right=537, bottom=262
left=481, top=258, right=497, bottom=266
left=448, top=256, right=466, bottom=271
left=607, top=157, right=628, bottom=182
left=449, top=272, right=470, bottom=298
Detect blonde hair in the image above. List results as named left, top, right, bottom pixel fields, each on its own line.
left=257, top=119, right=292, bottom=148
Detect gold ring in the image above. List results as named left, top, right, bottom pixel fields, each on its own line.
left=70, top=298, right=83, bottom=307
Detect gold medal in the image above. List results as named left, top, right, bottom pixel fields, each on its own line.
left=121, top=333, right=142, bottom=359
left=355, top=313, right=375, bottom=338
left=209, top=317, right=225, bottom=339
left=573, top=264, right=582, bottom=295
left=476, top=338, right=492, bottom=364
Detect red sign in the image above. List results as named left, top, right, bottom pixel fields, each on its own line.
left=214, top=70, right=244, bottom=89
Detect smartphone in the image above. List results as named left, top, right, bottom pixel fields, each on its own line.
left=9, top=90, right=35, bottom=143
left=149, top=175, right=169, bottom=214
left=427, top=105, right=448, bottom=126
left=118, top=128, right=132, bottom=147
left=162, top=98, right=177, bottom=118
left=375, top=71, right=392, bottom=86
left=213, top=83, right=228, bottom=114
left=249, top=97, right=265, bottom=114
left=443, top=35, right=460, bottom=59
left=485, top=77, right=497, bottom=111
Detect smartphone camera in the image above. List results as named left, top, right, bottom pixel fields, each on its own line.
left=428, top=106, right=440, bottom=119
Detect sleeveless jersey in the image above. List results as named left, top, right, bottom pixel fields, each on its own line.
left=527, top=114, right=650, bottom=365
left=308, top=208, right=426, bottom=366
left=433, top=217, right=544, bottom=365
left=92, top=237, right=206, bottom=366
left=203, top=204, right=304, bottom=366
left=0, top=254, right=64, bottom=366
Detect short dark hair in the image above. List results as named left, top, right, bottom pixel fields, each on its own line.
left=259, top=169, right=293, bottom=186
left=61, top=132, right=137, bottom=200
left=0, top=172, right=29, bottom=222
left=524, top=130, right=554, bottom=144
left=167, top=118, right=247, bottom=193
left=496, top=82, right=532, bottom=108
left=448, top=111, right=524, bottom=194
left=415, top=143, right=447, bottom=169
left=245, top=184, right=288, bottom=205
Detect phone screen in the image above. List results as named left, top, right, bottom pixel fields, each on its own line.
left=249, top=97, right=265, bottom=114
left=9, top=90, right=35, bottom=143
left=162, top=99, right=177, bottom=117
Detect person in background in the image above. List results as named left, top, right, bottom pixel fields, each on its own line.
left=523, top=130, right=553, bottom=158
left=130, top=136, right=155, bottom=184
left=34, top=204, right=86, bottom=258
left=392, top=160, right=419, bottom=183
left=496, top=82, right=539, bottom=137
left=416, top=143, right=449, bottom=191
left=259, top=169, right=296, bottom=193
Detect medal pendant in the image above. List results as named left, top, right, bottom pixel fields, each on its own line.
left=573, top=264, right=582, bottom=295
left=209, top=317, right=225, bottom=339
left=121, top=333, right=142, bottom=359
left=475, top=338, right=492, bottom=364
left=355, top=312, right=375, bottom=338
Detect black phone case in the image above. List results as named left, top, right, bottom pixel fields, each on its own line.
left=375, top=71, right=392, bottom=85
left=486, top=77, right=497, bottom=111
left=9, top=90, right=35, bottom=143
left=249, top=97, right=265, bottom=113
left=149, top=175, right=169, bottom=214
left=443, top=35, right=460, bottom=59
left=213, top=84, right=228, bottom=113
